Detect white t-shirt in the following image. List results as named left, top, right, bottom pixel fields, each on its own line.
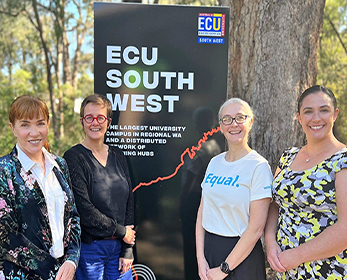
left=201, top=150, right=273, bottom=237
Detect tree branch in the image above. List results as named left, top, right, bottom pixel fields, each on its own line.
left=324, top=12, right=347, bottom=56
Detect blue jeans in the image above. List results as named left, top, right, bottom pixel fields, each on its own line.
left=76, top=239, right=133, bottom=280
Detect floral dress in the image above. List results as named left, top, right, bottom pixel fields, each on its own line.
left=273, top=147, right=347, bottom=280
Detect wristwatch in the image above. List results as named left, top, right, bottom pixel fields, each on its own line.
left=220, top=261, right=233, bottom=274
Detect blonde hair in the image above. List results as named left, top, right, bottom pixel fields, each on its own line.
left=218, top=98, right=254, bottom=120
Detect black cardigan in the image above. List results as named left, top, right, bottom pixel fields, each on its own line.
left=63, top=144, right=134, bottom=258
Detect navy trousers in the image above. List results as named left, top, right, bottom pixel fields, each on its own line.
left=76, top=239, right=132, bottom=280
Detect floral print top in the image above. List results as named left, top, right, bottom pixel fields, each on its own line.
left=0, top=146, right=81, bottom=280
left=273, top=147, right=347, bottom=280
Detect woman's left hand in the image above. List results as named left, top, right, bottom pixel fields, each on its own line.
left=206, top=267, right=227, bottom=280
left=119, top=257, right=133, bottom=274
left=278, top=249, right=301, bottom=271
left=55, top=261, right=76, bottom=280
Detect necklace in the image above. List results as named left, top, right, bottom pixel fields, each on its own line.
left=305, top=142, right=334, bottom=163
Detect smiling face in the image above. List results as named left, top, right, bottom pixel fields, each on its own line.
left=10, top=113, right=49, bottom=160
left=219, top=102, right=253, bottom=147
left=81, top=103, right=109, bottom=141
left=297, top=91, right=338, bottom=141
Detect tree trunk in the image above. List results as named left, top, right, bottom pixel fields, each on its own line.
left=56, top=37, right=64, bottom=138
left=219, top=0, right=326, bottom=170
left=71, top=1, right=93, bottom=90
left=71, top=27, right=85, bottom=91
left=32, top=0, right=58, bottom=142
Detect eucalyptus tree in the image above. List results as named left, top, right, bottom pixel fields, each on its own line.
left=0, top=0, right=94, bottom=149
left=318, top=0, right=347, bottom=143
left=219, top=0, right=326, bottom=169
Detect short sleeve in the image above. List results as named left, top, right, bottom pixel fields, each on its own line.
left=331, top=149, right=347, bottom=173
left=250, top=161, right=273, bottom=201
left=278, top=147, right=299, bottom=170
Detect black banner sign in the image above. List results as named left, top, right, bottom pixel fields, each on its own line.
left=94, top=3, right=229, bottom=279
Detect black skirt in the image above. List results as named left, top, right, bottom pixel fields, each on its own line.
left=204, top=231, right=266, bottom=280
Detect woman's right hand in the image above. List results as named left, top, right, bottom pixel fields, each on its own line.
left=55, top=261, right=76, bottom=280
left=267, top=242, right=286, bottom=273
left=123, top=225, right=136, bottom=245
left=197, top=256, right=209, bottom=280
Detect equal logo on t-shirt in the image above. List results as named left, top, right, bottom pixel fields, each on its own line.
left=204, top=173, right=239, bottom=187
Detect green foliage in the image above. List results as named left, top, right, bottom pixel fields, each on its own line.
left=0, top=66, right=90, bottom=157
left=0, top=71, right=39, bottom=155
left=1, top=0, right=346, bottom=157
left=0, top=0, right=94, bottom=157
left=49, top=115, right=85, bottom=157
left=50, top=74, right=94, bottom=156
left=318, top=0, right=347, bottom=143
left=0, top=86, right=16, bottom=155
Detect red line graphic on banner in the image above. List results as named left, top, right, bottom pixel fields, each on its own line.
left=133, top=126, right=221, bottom=193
